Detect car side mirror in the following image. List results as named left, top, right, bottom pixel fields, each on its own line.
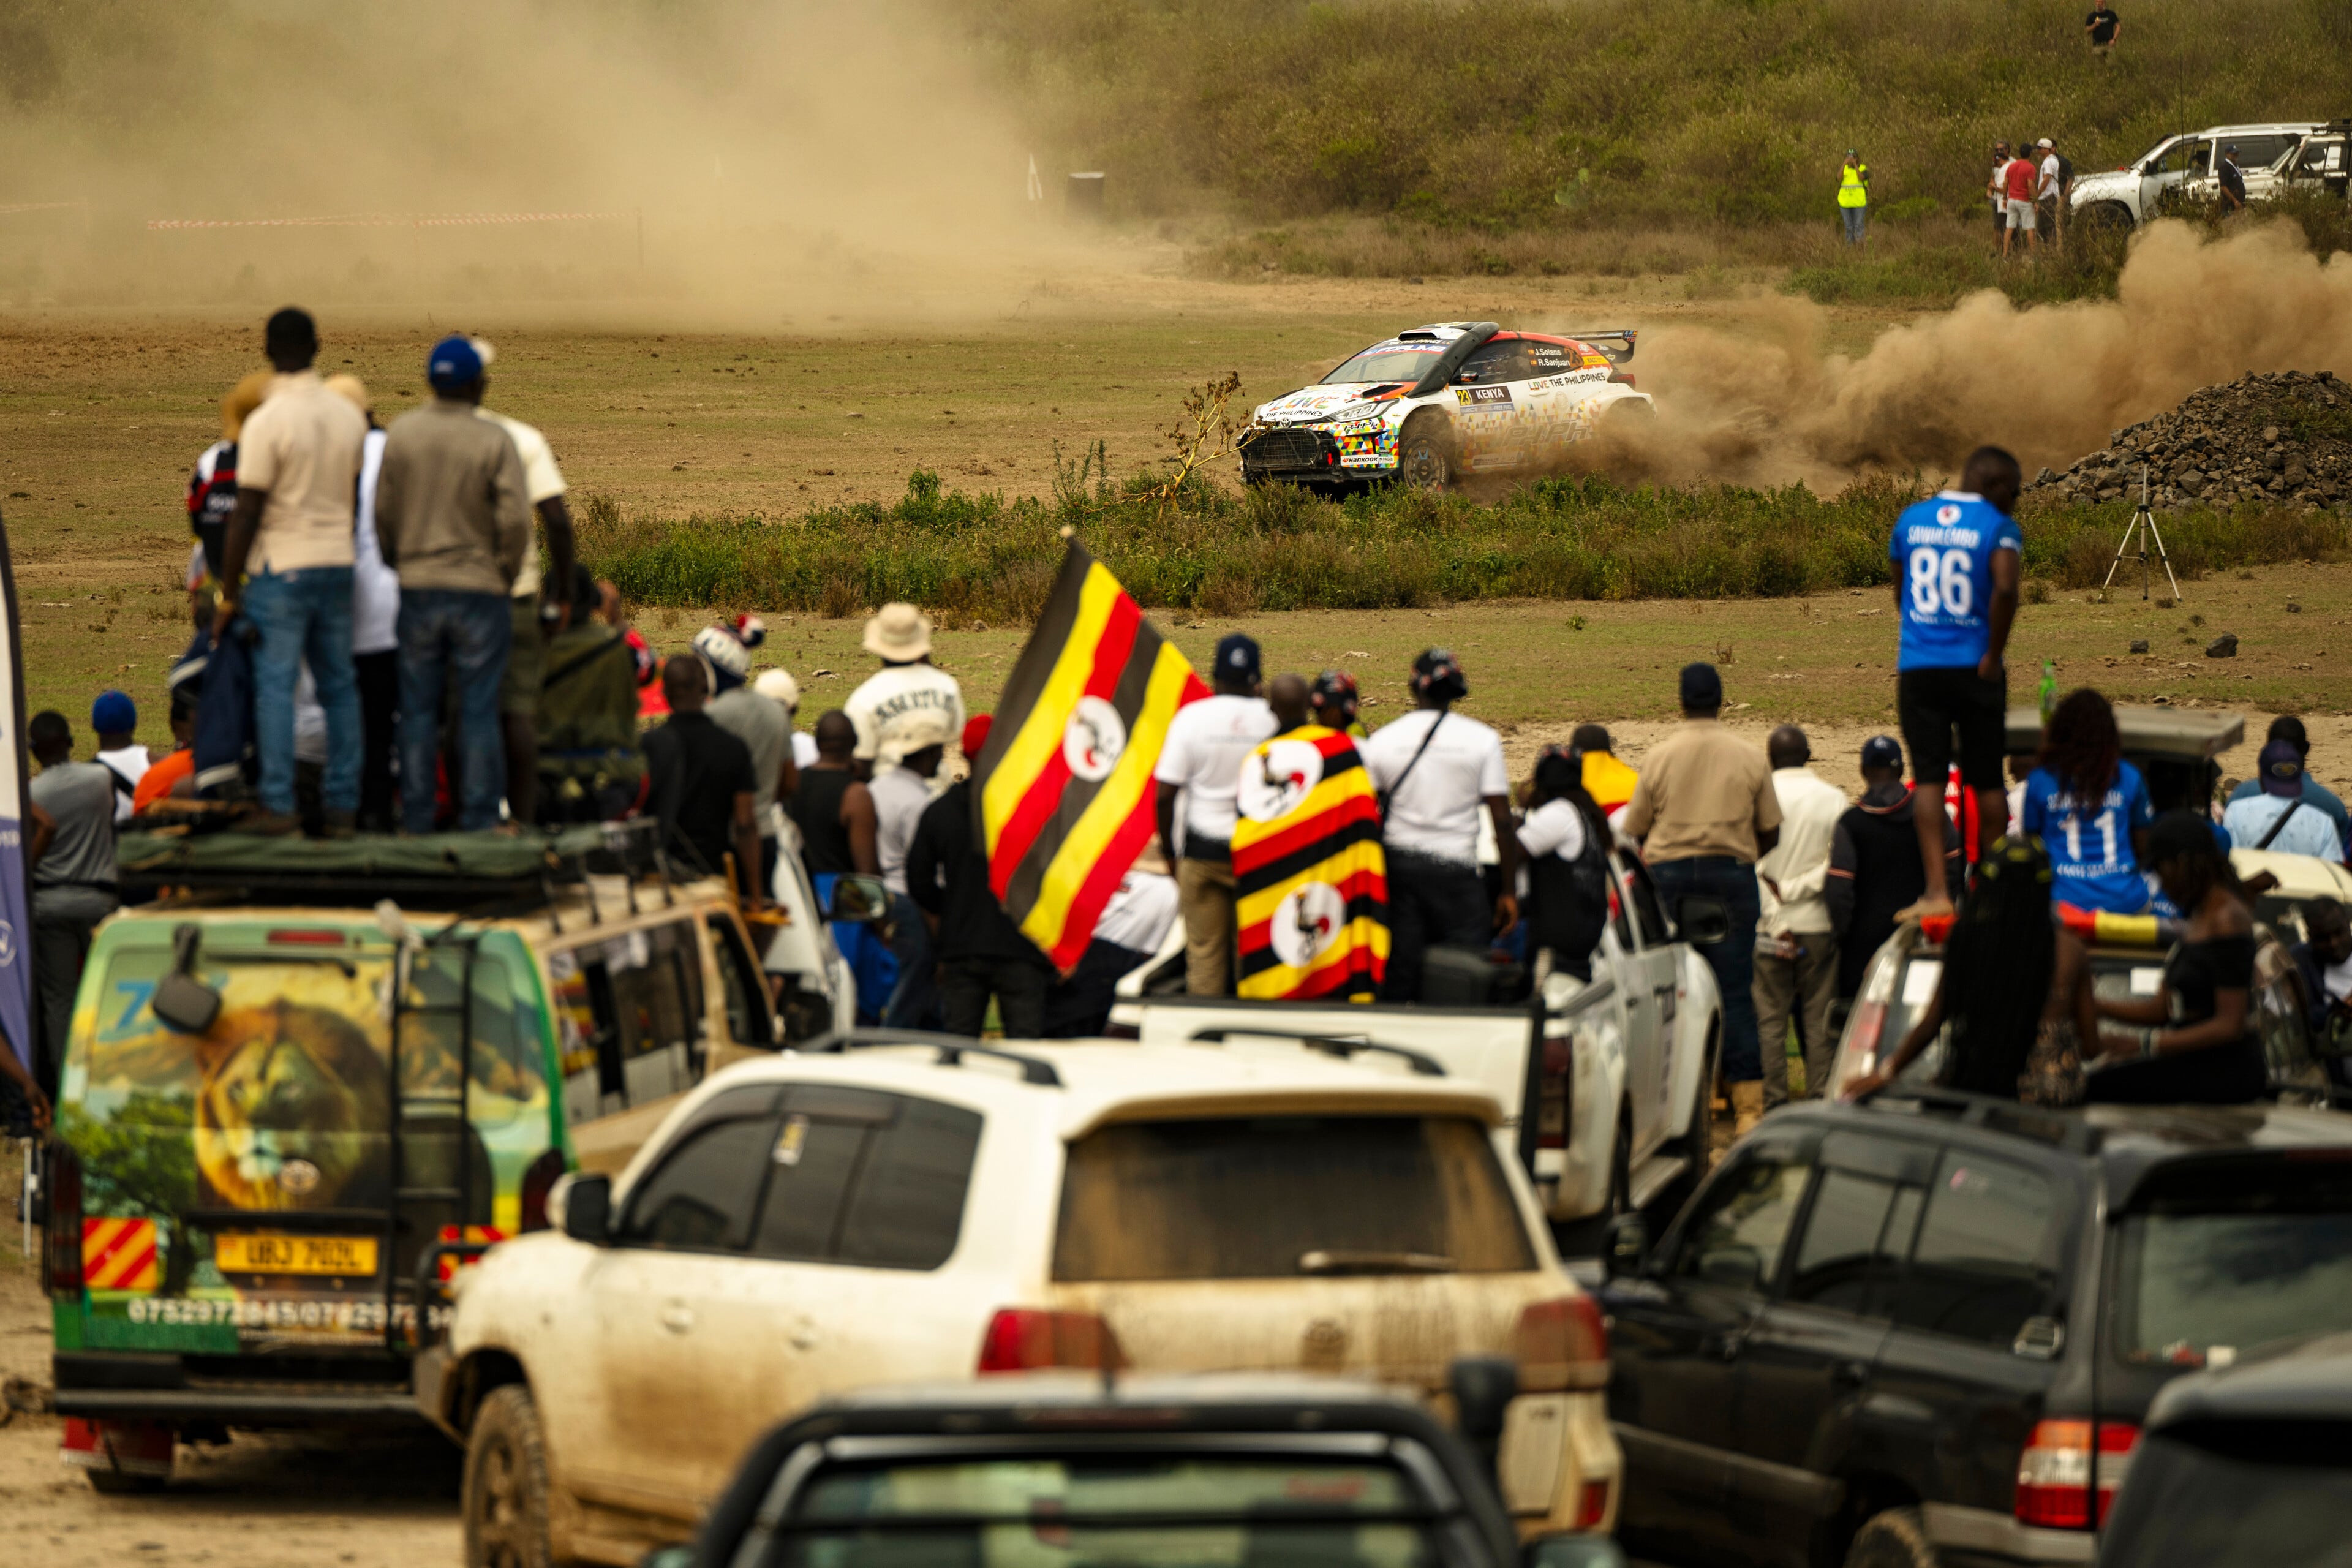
left=563, top=1174, right=612, bottom=1244
left=1602, top=1213, right=1650, bottom=1280
left=1525, top=1538, right=1628, bottom=1568
left=824, top=873, right=891, bottom=924
left=151, top=923, right=223, bottom=1035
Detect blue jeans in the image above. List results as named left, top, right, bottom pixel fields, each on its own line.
left=1841, top=206, right=1866, bottom=244
left=244, top=566, right=360, bottom=816
left=396, top=589, right=511, bottom=833
left=1650, top=856, right=1765, bottom=1084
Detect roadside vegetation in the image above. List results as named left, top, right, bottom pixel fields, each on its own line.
left=578, top=463, right=2352, bottom=624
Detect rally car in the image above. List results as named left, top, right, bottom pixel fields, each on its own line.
left=1237, top=322, right=1653, bottom=490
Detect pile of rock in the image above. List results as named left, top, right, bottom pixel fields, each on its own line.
left=2024, top=369, right=2351, bottom=511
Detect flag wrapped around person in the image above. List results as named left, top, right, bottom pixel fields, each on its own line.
left=1232, top=726, right=1389, bottom=1000
left=973, top=538, right=1207, bottom=971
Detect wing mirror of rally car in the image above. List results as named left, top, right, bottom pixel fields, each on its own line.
left=1525, top=1538, right=1629, bottom=1568
left=561, top=1174, right=613, bottom=1244
left=151, top=923, right=223, bottom=1035
left=824, top=873, right=891, bottom=924
left=1602, top=1213, right=1651, bottom=1280
left=1675, top=897, right=1730, bottom=946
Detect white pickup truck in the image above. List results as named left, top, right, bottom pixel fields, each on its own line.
left=1109, top=845, right=1722, bottom=1243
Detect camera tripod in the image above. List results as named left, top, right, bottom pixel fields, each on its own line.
left=2099, top=463, right=2182, bottom=603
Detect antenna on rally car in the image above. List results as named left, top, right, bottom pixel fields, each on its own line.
left=2098, top=464, right=2182, bottom=605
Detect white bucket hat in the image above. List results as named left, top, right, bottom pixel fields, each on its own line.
left=863, top=602, right=933, bottom=661
left=883, top=708, right=955, bottom=756
left=753, top=668, right=801, bottom=710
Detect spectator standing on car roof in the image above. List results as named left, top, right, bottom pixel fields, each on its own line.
left=2085, top=3, right=2120, bottom=60
left=1838, top=149, right=1870, bottom=245
left=644, top=655, right=763, bottom=898
left=2088, top=812, right=2269, bottom=1104
left=1825, top=736, right=1960, bottom=1001
left=908, top=714, right=1059, bottom=1038
left=2228, top=716, right=2351, bottom=853
left=1621, top=663, right=1780, bottom=1134
left=1890, top=445, right=2023, bottom=916
left=468, top=338, right=578, bottom=829
left=1755, top=725, right=1846, bottom=1107
left=185, top=370, right=270, bottom=622
left=2223, top=739, right=2344, bottom=861
left=696, top=617, right=788, bottom=887
left=209, top=307, right=368, bottom=837
left=27, top=710, right=116, bottom=1103
left=535, top=564, right=643, bottom=824
left=89, top=691, right=148, bottom=825
left=323, top=375, right=401, bottom=833
left=2002, top=148, right=2040, bottom=256
left=845, top=603, right=963, bottom=777
left=873, top=710, right=952, bottom=1030
left=2021, top=689, right=2156, bottom=915
left=1570, top=724, right=1640, bottom=823
left=1155, top=634, right=1278, bottom=995
left=375, top=334, right=531, bottom=835
left=1516, top=748, right=1614, bottom=986
left=1361, top=650, right=1517, bottom=1005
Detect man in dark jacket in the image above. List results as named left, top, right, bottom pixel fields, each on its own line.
left=535, top=564, right=643, bottom=823
left=905, top=715, right=1057, bottom=1037
left=1824, top=736, right=1961, bottom=998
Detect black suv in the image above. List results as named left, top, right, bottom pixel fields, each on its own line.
left=1593, top=1088, right=2352, bottom=1568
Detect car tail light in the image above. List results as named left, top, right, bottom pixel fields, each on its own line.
left=44, top=1144, right=83, bottom=1295
left=1515, top=1295, right=1608, bottom=1391
left=978, top=1309, right=1126, bottom=1374
left=1537, top=1035, right=1570, bottom=1148
left=1573, top=1478, right=1611, bottom=1531
left=519, top=1148, right=568, bottom=1233
left=1844, top=998, right=1888, bottom=1080
left=2015, top=1419, right=2138, bottom=1528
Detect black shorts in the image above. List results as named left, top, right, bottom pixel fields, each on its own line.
left=1898, top=666, right=2007, bottom=791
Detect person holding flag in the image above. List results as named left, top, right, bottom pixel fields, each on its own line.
left=1230, top=674, right=1389, bottom=1001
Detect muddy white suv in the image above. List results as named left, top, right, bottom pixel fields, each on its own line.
left=417, top=1030, right=1623, bottom=1566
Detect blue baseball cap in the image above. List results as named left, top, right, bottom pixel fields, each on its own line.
left=1861, top=734, right=1904, bottom=772
left=1213, top=633, right=1261, bottom=683
left=2260, top=738, right=2306, bottom=797
left=427, top=334, right=484, bottom=392
left=91, top=690, right=135, bottom=734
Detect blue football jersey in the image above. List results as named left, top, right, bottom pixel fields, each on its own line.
left=2021, top=760, right=2155, bottom=914
left=1890, top=491, right=2024, bottom=671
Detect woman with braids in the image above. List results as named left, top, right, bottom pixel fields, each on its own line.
left=2086, top=811, right=2269, bottom=1104
left=1517, top=747, right=1616, bottom=984
left=1845, top=836, right=2099, bottom=1101
left=2018, top=688, right=2155, bottom=915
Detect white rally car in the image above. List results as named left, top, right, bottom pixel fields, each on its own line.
left=1238, top=322, right=1653, bottom=491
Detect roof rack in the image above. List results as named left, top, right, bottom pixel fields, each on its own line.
left=1857, top=1084, right=2105, bottom=1155
left=1185, top=1027, right=1446, bottom=1077
left=802, top=1028, right=1063, bottom=1087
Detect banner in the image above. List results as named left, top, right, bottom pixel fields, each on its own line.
left=0, top=507, right=32, bottom=1077
left=1232, top=728, right=1389, bottom=1000
left=974, top=540, right=1204, bottom=972
left=147, top=210, right=635, bottom=230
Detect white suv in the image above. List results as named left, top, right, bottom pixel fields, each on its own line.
left=418, top=1033, right=1623, bottom=1566
left=2069, top=121, right=2324, bottom=227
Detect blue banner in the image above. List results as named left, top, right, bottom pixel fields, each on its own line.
left=0, top=508, right=30, bottom=1074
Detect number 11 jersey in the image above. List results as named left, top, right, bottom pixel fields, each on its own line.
left=2019, top=760, right=2156, bottom=914
left=1890, top=491, right=2024, bottom=671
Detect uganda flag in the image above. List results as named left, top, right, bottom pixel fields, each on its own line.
left=975, top=540, right=1207, bottom=971
left=1232, top=726, right=1389, bottom=1000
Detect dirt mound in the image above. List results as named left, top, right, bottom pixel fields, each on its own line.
left=2024, top=369, right=2352, bottom=513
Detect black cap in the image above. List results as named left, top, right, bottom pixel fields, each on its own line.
left=1679, top=662, right=1723, bottom=710
left=1412, top=648, right=1468, bottom=703
left=1861, top=734, right=1904, bottom=772
left=1213, top=633, right=1261, bottom=684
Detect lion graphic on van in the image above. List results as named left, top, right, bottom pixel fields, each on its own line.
left=193, top=1001, right=390, bottom=1210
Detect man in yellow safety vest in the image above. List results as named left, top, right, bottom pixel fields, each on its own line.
left=1838, top=150, right=1870, bottom=244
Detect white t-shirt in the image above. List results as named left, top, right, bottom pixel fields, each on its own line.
left=793, top=731, right=818, bottom=769
left=869, top=765, right=934, bottom=895
left=477, top=409, right=566, bottom=600
left=845, top=663, right=965, bottom=772
left=1153, top=695, right=1277, bottom=844
left=94, top=744, right=150, bottom=824
left=1517, top=798, right=1589, bottom=864
left=1095, top=870, right=1179, bottom=954
left=1360, top=710, right=1508, bottom=866
left=351, top=427, right=400, bottom=655
left=2039, top=154, right=2062, bottom=199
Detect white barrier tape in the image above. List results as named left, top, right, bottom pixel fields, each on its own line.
left=0, top=201, right=85, bottom=216
left=147, top=210, right=635, bottom=231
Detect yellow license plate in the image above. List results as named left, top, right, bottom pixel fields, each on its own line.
left=213, top=1234, right=380, bottom=1277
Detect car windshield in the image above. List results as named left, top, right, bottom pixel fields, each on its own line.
left=2111, top=1161, right=2352, bottom=1368
left=1320, top=342, right=1446, bottom=385
left=768, top=1453, right=1439, bottom=1568
left=1054, top=1114, right=1535, bottom=1280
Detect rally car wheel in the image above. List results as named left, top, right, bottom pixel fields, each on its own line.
left=1394, top=413, right=1455, bottom=491
left=466, top=1385, right=556, bottom=1568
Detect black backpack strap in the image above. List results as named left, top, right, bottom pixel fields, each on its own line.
left=100, top=763, right=139, bottom=800
left=1378, top=712, right=1446, bottom=819
left=2257, top=798, right=2305, bottom=850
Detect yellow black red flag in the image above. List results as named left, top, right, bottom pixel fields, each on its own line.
left=973, top=540, right=1206, bottom=971
left=1232, top=726, right=1388, bottom=1000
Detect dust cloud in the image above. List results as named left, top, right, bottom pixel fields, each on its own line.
left=0, top=0, right=1067, bottom=325
left=1569, top=220, right=2352, bottom=491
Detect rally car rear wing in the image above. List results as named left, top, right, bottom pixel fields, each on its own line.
left=1566, top=329, right=1638, bottom=365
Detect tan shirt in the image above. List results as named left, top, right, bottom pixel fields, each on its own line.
left=1621, top=719, right=1782, bottom=864
left=375, top=399, right=533, bottom=597
left=235, top=370, right=366, bottom=573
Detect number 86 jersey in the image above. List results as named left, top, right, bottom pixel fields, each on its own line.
left=1890, top=491, right=2024, bottom=671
